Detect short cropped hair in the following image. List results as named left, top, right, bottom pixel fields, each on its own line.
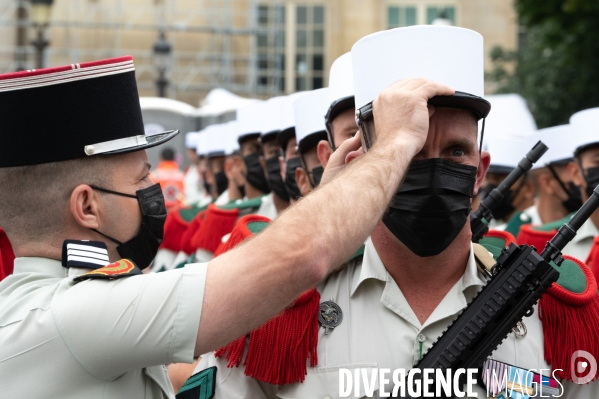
left=0, top=156, right=113, bottom=245
left=161, top=148, right=175, bottom=161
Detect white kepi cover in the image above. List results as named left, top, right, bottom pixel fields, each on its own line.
left=351, top=25, right=484, bottom=110
left=185, top=131, right=200, bottom=149
left=483, top=94, right=537, bottom=140
left=328, top=52, right=354, bottom=105
left=236, top=100, right=266, bottom=141
left=525, top=125, right=574, bottom=169
left=294, top=88, right=330, bottom=152
left=569, top=107, right=599, bottom=155
left=486, top=135, right=527, bottom=173
left=261, top=96, right=286, bottom=137
left=281, top=92, right=309, bottom=132
left=203, top=123, right=229, bottom=158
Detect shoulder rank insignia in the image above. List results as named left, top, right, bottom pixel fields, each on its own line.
left=319, top=299, right=343, bottom=335
left=73, top=259, right=142, bottom=282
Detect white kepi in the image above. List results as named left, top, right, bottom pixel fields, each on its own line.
left=237, top=100, right=266, bottom=143
left=483, top=94, right=537, bottom=144
left=325, top=52, right=355, bottom=148
left=485, top=135, right=527, bottom=174
left=294, top=88, right=330, bottom=154
left=261, top=96, right=286, bottom=143
left=352, top=25, right=490, bottom=124
left=570, top=108, right=599, bottom=156
left=525, top=125, right=574, bottom=169
left=279, top=91, right=309, bottom=152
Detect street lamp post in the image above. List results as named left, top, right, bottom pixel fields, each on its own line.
left=30, top=0, right=54, bottom=69
left=153, top=31, right=173, bottom=98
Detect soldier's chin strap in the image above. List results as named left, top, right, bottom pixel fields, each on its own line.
left=477, top=117, right=486, bottom=169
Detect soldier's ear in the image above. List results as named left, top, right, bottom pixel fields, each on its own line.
left=317, top=140, right=333, bottom=168
left=473, top=150, right=491, bottom=196
left=568, top=160, right=584, bottom=188
left=70, top=184, right=100, bottom=230
left=295, top=167, right=312, bottom=197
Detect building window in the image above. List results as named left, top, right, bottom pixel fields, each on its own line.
left=387, top=6, right=417, bottom=29
left=426, top=6, right=455, bottom=24
left=256, top=4, right=286, bottom=93
left=295, top=5, right=325, bottom=91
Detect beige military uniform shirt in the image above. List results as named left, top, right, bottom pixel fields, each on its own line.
left=214, top=189, right=230, bottom=206
left=0, top=257, right=208, bottom=398
left=256, top=192, right=279, bottom=220
left=562, top=218, right=599, bottom=262
left=195, top=238, right=597, bottom=398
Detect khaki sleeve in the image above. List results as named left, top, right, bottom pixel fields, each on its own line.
left=52, top=263, right=207, bottom=380
left=194, top=352, right=278, bottom=399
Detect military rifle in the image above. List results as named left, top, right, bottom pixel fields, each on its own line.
left=471, top=141, right=548, bottom=243
left=398, top=184, right=599, bottom=398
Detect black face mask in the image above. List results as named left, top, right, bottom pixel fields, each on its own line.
left=547, top=164, right=582, bottom=213
left=383, top=158, right=477, bottom=257
left=202, top=171, right=212, bottom=196
left=478, top=177, right=526, bottom=221
left=308, top=166, right=324, bottom=188
left=90, top=183, right=166, bottom=269
left=265, top=155, right=290, bottom=202
left=285, top=157, right=302, bottom=200
left=244, top=152, right=271, bottom=194
left=214, top=171, right=228, bottom=196
left=583, top=166, right=599, bottom=198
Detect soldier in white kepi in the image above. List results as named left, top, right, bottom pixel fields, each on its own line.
left=190, top=26, right=599, bottom=399
left=481, top=135, right=539, bottom=236
left=293, top=88, right=330, bottom=195
left=0, top=55, right=439, bottom=397
left=182, top=131, right=211, bottom=207
left=279, top=91, right=308, bottom=202
left=260, top=96, right=291, bottom=213
left=561, top=108, right=599, bottom=260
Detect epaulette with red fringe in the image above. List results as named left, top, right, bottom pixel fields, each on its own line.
left=584, top=236, right=599, bottom=283
left=191, top=204, right=239, bottom=253
left=480, top=229, right=599, bottom=384
left=160, top=207, right=190, bottom=253
left=539, top=255, right=599, bottom=382
left=516, top=214, right=573, bottom=253
left=212, top=214, right=322, bottom=385
left=181, top=209, right=207, bottom=255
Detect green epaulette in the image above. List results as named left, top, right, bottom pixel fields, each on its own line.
left=217, top=195, right=266, bottom=214
left=478, top=233, right=588, bottom=294
left=503, top=210, right=533, bottom=237
left=178, top=203, right=209, bottom=223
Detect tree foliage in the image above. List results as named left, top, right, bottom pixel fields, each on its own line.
left=487, top=0, right=599, bottom=128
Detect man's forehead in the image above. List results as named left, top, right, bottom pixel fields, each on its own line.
left=429, top=107, right=478, bottom=141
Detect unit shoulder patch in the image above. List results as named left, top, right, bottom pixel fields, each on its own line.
left=73, top=259, right=142, bottom=282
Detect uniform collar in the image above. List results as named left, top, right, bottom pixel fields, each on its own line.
left=351, top=238, right=486, bottom=329
left=13, top=257, right=67, bottom=278
left=351, top=239, right=485, bottom=297
left=13, top=256, right=96, bottom=279
left=571, top=218, right=599, bottom=244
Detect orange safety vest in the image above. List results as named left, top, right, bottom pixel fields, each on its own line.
left=151, top=161, right=185, bottom=209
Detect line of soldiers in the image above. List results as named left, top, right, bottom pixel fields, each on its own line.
left=1, top=25, right=599, bottom=399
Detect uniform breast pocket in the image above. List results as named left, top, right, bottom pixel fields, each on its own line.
left=277, top=363, right=379, bottom=399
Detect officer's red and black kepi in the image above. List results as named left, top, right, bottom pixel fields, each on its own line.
left=0, top=56, right=178, bottom=167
